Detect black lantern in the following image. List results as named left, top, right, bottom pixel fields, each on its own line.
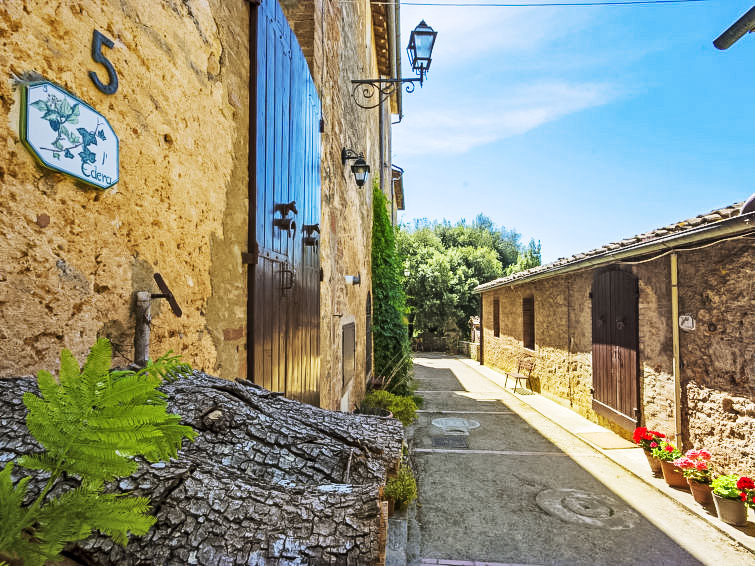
left=350, top=19, right=438, bottom=109
left=407, top=20, right=437, bottom=84
left=342, top=148, right=370, bottom=187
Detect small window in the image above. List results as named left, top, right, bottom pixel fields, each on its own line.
left=493, top=298, right=500, bottom=337
left=522, top=297, right=535, bottom=350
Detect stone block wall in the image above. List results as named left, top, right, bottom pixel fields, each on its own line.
left=1, top=0, right=390, bottom=413
left=678, top=239, right=754, bottom=474
left=480, top=264, right=677, bottom=440
left=480, top=236, right=754, bottom=467
left=0, top=1, right=250, bottom=378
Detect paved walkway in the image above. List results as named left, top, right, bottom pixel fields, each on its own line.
left=404, top=354, right=755, bottom=566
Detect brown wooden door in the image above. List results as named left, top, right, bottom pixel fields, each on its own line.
left=249, top=0, right=320, bottom=405
left=591, top=270, right=639, bottom=430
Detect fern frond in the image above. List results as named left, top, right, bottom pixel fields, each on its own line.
left=59, top=350, right=80, bottom=385
left=80, top=493, right=155, bottom=546
left=33, top=487, right=155, bottom=549
left=79, top=338, right=112, bottom=386
left=7, top=339, right=195, bottom=562
left=97, top=373, right=164, bottom=409
left=0, top=464, right=35, bottom=551
left=0, top=465, right=52, bottom=566
left=21, top=338, right=195, bottom=482
left=16, top=453, right=59, bottom=473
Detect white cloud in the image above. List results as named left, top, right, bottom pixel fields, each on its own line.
left=400, top=4, right=593, bottom=68
left=394, top=80, right=623, bottom=156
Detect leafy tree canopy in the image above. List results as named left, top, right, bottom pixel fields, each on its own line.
left=398, top=215, right=541, bottom=340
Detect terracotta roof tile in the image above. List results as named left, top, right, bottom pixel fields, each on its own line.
left=475, top=201, right=748, bottom=292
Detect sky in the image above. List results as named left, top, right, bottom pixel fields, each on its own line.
left=391, top=0, right=755, bottom=263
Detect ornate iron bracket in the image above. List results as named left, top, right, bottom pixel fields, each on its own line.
left=350, top=78, right=422, bottom=110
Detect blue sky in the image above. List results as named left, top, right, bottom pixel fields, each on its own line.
left=392, top=0, right=755, bottom=263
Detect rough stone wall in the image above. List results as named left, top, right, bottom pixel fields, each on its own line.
left=678, top=239, right=754, bottom=474
left=280, top=0, right=385, bottom=410
left=480, top=263, right=679, bottom=440
left=0, top=1, right=249, bottom=378
left=481, top=273, right=596, bottom=428
left=1, top=0, right=389, bottom=412
left=633, top=259, right=675, bottom=438
left=481, top=239, right=754, bottom=465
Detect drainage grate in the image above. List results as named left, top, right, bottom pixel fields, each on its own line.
left=431, top=435, right=469, bottom=449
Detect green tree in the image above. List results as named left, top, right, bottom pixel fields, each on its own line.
left=398, top=216, right=540, bottom=342
left=372, top=186, right=412, bottom=395
left=504, top=239, right=542, bottom=276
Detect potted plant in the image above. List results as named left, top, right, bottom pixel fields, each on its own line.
left=632, top=427, right=666, bottom=476
left=711, top=474, right=748, bottom=526
left=357, top=390, right=417, bottom=426
left=672, top=449, right=713, bottom=505
left=737, top=476, right=755, bottom=511
left=651, top=441, right=687, bottom=489
left=384, top=464, right=417, bottom=513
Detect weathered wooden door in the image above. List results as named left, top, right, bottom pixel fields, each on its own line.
left=591, top=270, right=639, bottom=430
left=249, top=0, right=321, bottom=404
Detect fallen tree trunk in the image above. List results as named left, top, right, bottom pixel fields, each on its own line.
left=0, top=371, right=403, bottom=565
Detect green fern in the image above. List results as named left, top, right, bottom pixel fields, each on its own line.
left=0, top=338, right=195, bottom=566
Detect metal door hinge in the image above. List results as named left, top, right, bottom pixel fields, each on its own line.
left=319, top=118, right=325, bottom=133
left=242, top=242, right=259, bottom=265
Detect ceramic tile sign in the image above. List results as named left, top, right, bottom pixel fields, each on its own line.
left=20, top=81, right=119, bottom=189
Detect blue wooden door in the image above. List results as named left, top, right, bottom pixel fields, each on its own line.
left=250, top=0, right=321, bottom=404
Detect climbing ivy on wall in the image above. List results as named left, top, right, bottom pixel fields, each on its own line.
left=371, top=184, right=412, bottom=395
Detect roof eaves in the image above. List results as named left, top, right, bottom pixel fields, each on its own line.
left=474, top=204, right=752, bottom=294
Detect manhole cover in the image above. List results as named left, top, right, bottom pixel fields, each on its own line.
left=431, top=417, right=480, bottom=435
left=431, top=436, right=469, bottom=449
left=536, top=488, right=640, bottom=530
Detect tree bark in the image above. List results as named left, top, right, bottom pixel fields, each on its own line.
left=0, top=371, right=403, bottom=565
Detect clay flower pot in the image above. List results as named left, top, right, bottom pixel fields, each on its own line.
left=660, top=460, right=689, bottom=490
left=643, top=449, right=662, bottom=476
left=713, top=494, right=748, bottom=526
left=687, top=478, right=713, bottom=506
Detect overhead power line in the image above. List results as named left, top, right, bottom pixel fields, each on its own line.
left=355, top=0, right=711, bottom=7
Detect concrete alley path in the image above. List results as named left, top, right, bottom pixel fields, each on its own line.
left=407, top=354, right=754, bottom=566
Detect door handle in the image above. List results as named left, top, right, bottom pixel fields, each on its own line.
left=303, top=223, right=319, bottom=246
left=273, top=217, right=297, bottom=239
left=274, top=201, right=298, bottom=216
left=280, top=267, right=296, bottom=290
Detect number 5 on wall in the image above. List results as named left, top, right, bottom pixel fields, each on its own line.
left=89, top=30, right=118, bottom=95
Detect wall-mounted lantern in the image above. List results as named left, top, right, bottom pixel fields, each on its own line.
left=351, top=19, right=438, bottom=109
left=406, top=20, right=438, bottom=84
left=341, top=148, right=370, bottom=187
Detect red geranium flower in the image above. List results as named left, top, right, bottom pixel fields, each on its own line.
left=737, top=476, right=755, bottom=490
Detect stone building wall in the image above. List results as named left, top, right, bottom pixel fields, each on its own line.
left=481, top=265, right=677, bottom=439
left=0, top=1, right=250, bottom=378
left=678, top=239, right=754, bottom=474
left=480, top=272, right=600, bottom=432
left=480, top=237, right=754, bottom=466
left=1, top=0, right=390, bottom=413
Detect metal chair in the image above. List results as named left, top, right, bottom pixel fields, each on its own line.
left=505, top=355, right=535, bottom=392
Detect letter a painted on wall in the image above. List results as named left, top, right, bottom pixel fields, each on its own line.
left=20, top=81, right=119, bottom=189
